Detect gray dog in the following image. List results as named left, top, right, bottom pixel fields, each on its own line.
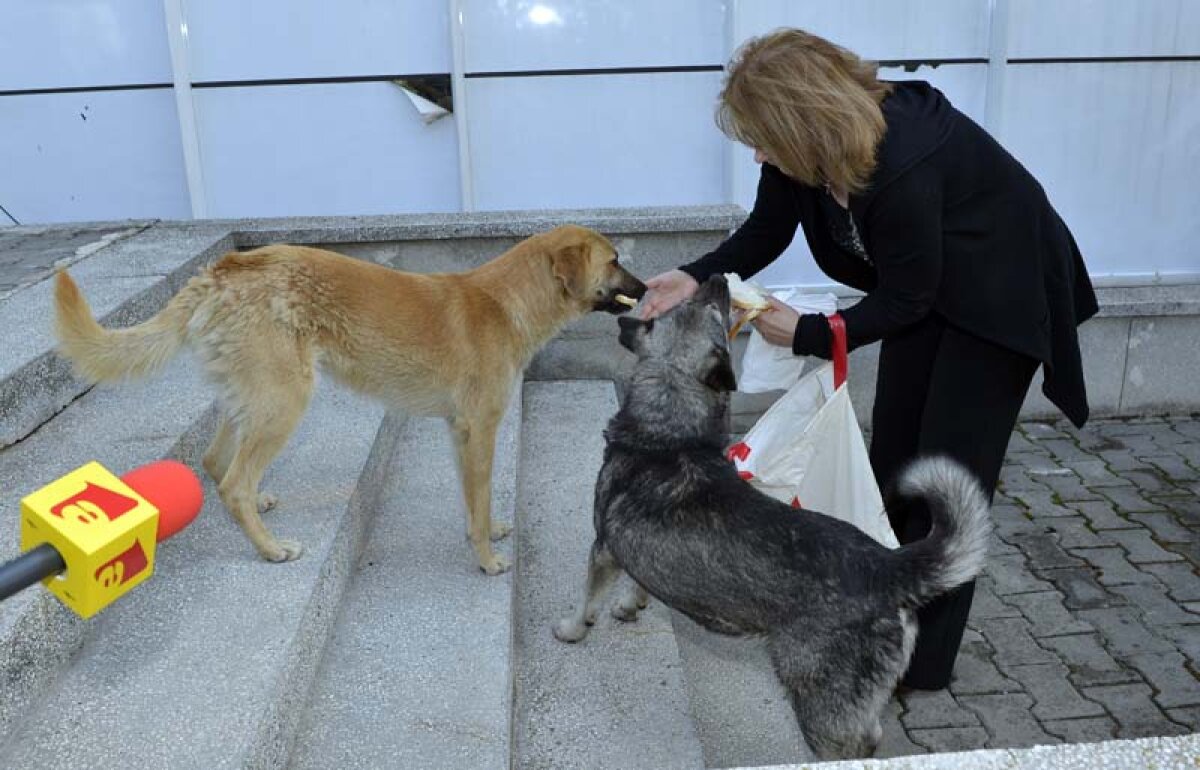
left=553, top=275, right=992, bottom=760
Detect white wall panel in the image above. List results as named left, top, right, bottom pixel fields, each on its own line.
left=461, top=0, right=725, bottom=71
left=1009, top=0, right=1200, bottom=59
left=0, top=0, right=171, bottom=90
left=731, top=0, right=991, bottom=61
left=1001, top=62, right=1200, bottom=279
left=467, top=72, right=725, bottom=210
left=0, top=89, right=190, bottom=224
left=740, top=66, right=989, bottom=289
left=187, top=1, right=450, bottom=82
left=194, top=83, right=459, bottom=218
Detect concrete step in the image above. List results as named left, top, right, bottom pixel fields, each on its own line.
left=512, top=381, right=704, bottom=770
left=671, top=614, right=812, bottom=768
left=0, top=376, right=397, bottom=770
left=0, top=356, right=218, bottom=741
left=290, top=385, right=521, bottom=770
left=0, top=223, right=232, bottom=448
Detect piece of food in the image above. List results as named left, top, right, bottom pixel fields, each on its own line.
left=724, top=273, right=772, bottom=339
left=614, top=294, right=639, bottom=308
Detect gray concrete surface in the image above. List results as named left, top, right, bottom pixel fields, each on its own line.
left=0, top=377, right=394, bottom=770
left=290, top=385, right=521, bottom=770
left=512, top=381, right=704, bottom=770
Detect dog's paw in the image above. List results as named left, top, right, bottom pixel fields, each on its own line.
left=553, top=617, right=592, bottom=643
left=262, top=539, right=304, bottom=563
left=258, top=493, right=279, bottom=513
left=479, top=553, right=511, bottom=576
left=490, top=521, right=513, bottom=541
left=611, top=603, right=641, bottom=622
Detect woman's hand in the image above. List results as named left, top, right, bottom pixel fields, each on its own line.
left=749, top=296, right=800, bottom=348
left=638, top=270, right=699, bottom=320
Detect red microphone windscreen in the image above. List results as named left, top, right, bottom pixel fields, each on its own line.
left=121, top=460, right=204, bottom=542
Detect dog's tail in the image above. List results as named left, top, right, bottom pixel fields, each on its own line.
left=54, top=270, right=201, bottom=383
left=889, top=456, right=992, bottom=608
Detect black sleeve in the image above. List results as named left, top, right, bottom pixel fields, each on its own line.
left=792, top=166, right=943, bottom=357
left=679, top=163, right=800, bottom=283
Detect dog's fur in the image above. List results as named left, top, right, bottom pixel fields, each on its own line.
left=54, top=225, right=645, bottom=573
left=553, top=276, right=991, bottom=759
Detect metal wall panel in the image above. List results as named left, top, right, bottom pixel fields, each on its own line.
left=1009, top=0, right=1200, bottom=59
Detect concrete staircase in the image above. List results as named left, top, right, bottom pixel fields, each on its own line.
left=0, top=228, right=817, bottom=770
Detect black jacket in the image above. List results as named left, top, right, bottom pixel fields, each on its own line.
left=681, top=81, right=1098, bottom=427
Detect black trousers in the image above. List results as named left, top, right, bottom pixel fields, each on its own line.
left=869, top=314, right=1038, bottom=690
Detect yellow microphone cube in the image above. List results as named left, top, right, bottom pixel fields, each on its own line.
left=18, top=461, right=159, bottom=618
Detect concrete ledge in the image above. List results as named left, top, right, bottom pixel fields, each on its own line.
left=755, top=733, right=1199, bottom=769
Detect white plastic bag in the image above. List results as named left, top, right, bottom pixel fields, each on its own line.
left=729, top=316, right=899, bottom=548
left=738, top=289, right=839, bottom=393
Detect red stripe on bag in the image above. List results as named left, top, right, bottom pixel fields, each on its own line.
left=790, top=496, right=801, bottom=509
left=727, top=442, right=751, bottom=462
left=738, top=471, right=755, bottom=481
left=828, top=313, right=848, bottom=389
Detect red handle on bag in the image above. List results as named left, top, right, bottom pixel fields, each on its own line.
left=828, top=313, right=848, bottom=389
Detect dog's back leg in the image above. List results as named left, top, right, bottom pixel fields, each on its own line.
left=216, top=341, right=315, bottom=563
left=767, top=616, right=910, bottom=760
left=554, top=541, right=623, bottom=642
left=203, top=413, right=280, bottom=514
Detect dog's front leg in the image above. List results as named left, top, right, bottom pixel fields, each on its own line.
left=553, top=541, right=622, bottom=643
left=449, top=411, right=510, bottom=575
left=611, top=581, right=649, bottom=622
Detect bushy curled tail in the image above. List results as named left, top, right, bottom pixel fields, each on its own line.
left=54, top=270, right=200, bottom=383
left=888, top=456, right=992, bottom=608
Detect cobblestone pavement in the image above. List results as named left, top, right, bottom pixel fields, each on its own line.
left=875, top=414, right=1200, bottom=758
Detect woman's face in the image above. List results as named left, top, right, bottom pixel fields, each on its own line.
left=753, top=148, right=769, bottom=164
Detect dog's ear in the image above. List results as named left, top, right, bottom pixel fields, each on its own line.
left=617, top=315, right=652, bottom=354
left=703, top=347, right=738, bottom=392
left=550, top=243, right=589, bottom=299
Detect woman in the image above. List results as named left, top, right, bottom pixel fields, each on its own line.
left=640, top=29, right=1097, bottom=691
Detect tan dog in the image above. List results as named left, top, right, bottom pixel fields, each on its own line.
left=53, top=225, right=645, bottom=574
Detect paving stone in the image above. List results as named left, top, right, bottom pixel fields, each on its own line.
left=1067, top=500, right=1141, bottom=531
left=1125, top=652, right=1200, bottom=708
left=1164, top=497, right=1200, bottom=530
left=1155, top=562, right=1200, bottom=602
left=1169, top=419, right=1200, bottom=441
left=974, top=618, right=1059, bottom=667
left=1144, top=455, right=1200, bottom=482
left=1041, top=717, right=1117, bottom=744
left=1040, top=567, right=1129, bottom=610
left=1004, top=663, right=1107, bottom=719
left=1009, top=532, right=1085, bottom=570
left=1076, top=607, right=1177, bottom=656
left=950, top=640, right=1019, bottom=696
left=969, top=579, right=1022, bottom=620
left=1165, top=705, right=1200, bottom=730
left=1038, top=439, right=1096, bottom=464
left=1109, top=433, right=1170, bottom=457
left=908, top=727, right=990, bottom=753
left=1041, top=634, right=1142, bottom=688
left=985, top=553, right=1055, bottom=595
left=1065, top=459, right=1133, bottom=487
left=1166, top=541, right=1200, bottom=569
left=1006, top=431, right=1045, bottom=454
left=1139, top=423, right=1193, bottom=448
left=1043, top=517, right=1109, bottom=549
left=1129, top=512, right=1196, bottom=543
left=1098, top=486, right=1169, bottom=514
left=1009, top=487, right=1079, bottom=518
left=1097, top=449, right=1155, bottom=472
left=998, top=465, right=1049, bottom=493
left=1082, top=683, right=1191, bottom=739
left=1003, top=591, right=1095, bottom=637
left=1102, top=529, right=1185, bottom=564
left=875, top=698, right=926, bottom=759
left=1025, top=422, right=1069, bottom=440
left=1069, top=547, right=1161, bottom=586
left=1156, top=624, right=1200, bottom=665
left=958, top=693, right=1061, bottom=749
left=992, top=506, right=1046, bottom=543
left=899, top=689, right=982, bottom=729
left=1028, top=471, right=1103, bottom=502
left=1110, top=584, right=1200, bottom=627
left=1122, top=469, right=1185, bottom=496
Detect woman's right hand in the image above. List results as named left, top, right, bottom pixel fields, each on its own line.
left=638, top=269, right=700, bottom=320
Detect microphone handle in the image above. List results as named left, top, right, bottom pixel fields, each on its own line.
left=0, top=544, right=66, bottom=603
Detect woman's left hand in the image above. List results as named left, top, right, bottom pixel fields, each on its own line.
left=749, top=296, right=799, bottom=348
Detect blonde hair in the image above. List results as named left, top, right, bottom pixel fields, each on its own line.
left=717, top=28, right=893, bottom=194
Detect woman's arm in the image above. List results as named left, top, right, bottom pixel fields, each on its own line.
left=792, top=166, right=943, bottom=357
left=679, top=163, right=801, bottom=283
